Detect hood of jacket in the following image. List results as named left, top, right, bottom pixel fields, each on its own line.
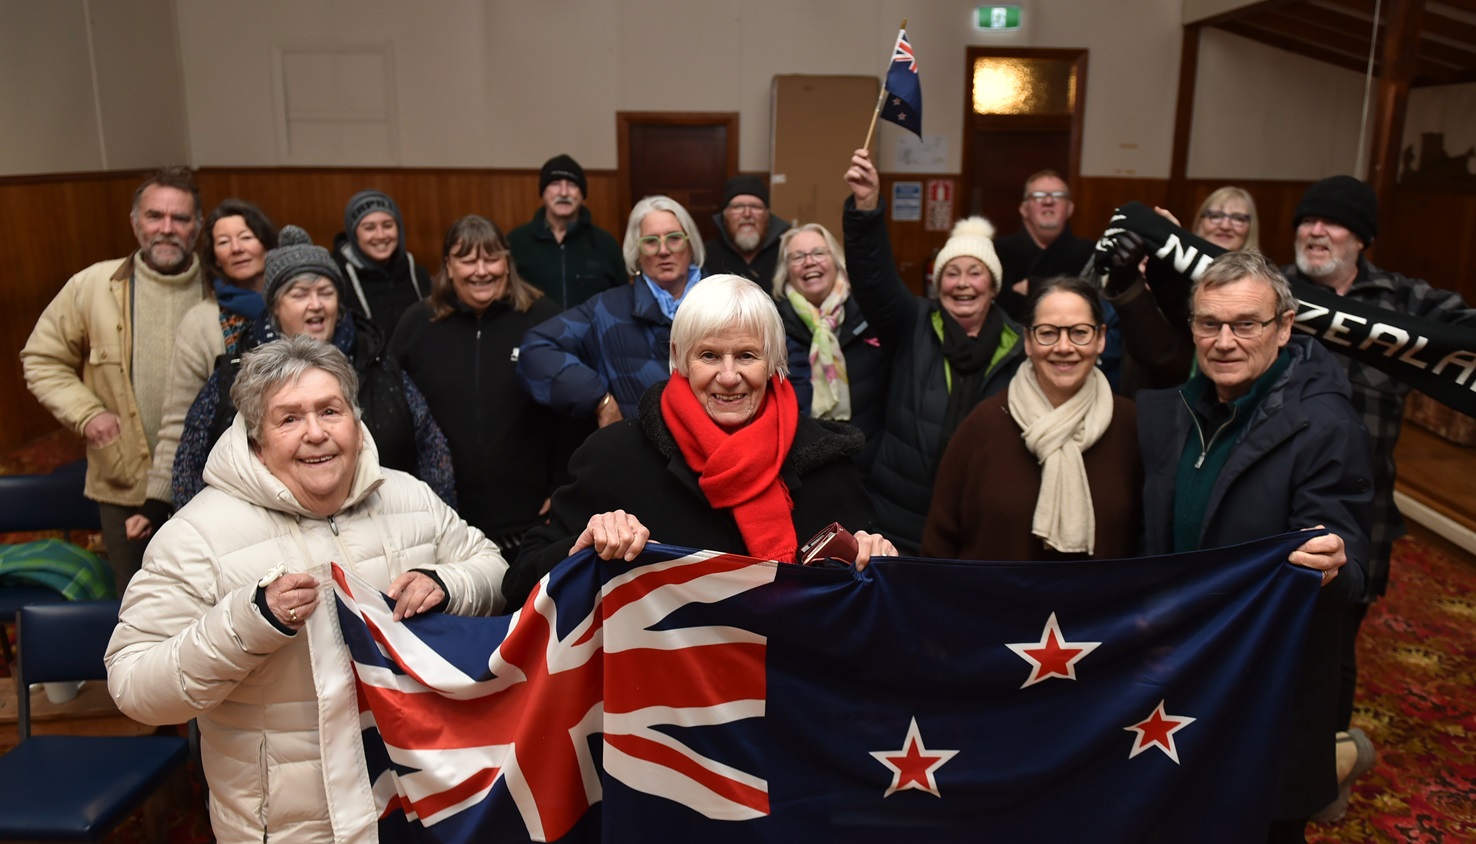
left=201, top=411, right=386, bottom=518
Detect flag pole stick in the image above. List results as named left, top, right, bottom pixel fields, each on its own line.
left=862, top=18, right=906, bottom=151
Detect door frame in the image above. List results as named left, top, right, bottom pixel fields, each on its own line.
left=615, top=111, right=740, bottom=218
left=961, top=47, right=1088, bottom=214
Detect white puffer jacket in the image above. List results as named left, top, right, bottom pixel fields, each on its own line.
left=106, top=415, right=507, bottom=843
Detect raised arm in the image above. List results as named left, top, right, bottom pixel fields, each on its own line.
left=843, top=149, right=918, bottom=349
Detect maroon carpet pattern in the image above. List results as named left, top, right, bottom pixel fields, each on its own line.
left=1308, top=535, right=1476, bottom=843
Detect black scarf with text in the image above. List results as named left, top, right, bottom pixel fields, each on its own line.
left=1095, top=201, right=1476, bottom=416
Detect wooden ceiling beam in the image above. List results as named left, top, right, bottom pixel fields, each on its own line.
left=1370, top=0, right=1425, bottom=225
left=1218, top=20, right=1378, bottom=73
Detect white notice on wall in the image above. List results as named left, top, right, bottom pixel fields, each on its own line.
left=894, top=134, right=947, bottom=173
left=892, top=182, right=922, bottom=222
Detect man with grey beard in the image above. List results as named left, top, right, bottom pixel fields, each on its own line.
left=22, top=167, right=206, bottom=592
left=1283, top=174, right=1476, bottom=821
left=702, top=174, right=790, bottom=286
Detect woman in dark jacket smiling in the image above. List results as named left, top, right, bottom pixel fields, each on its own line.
left=391, top=215, right=568, bottom=559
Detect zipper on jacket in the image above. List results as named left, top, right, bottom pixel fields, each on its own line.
left=559, top=243, right=568, bottom=309
left=328, top=515, right=339, bottom=536
left=1180, top=392, right=1237, bottom=469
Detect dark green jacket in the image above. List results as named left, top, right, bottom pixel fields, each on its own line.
left=508, top=206, right=627, bottom=310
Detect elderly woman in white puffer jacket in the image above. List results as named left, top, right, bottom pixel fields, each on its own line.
left=106, top=335, right=509, bottom=843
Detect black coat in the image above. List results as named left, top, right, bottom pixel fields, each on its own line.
left=509, top=382, right=875, bottom=607
left=1138, top=337, right=1374, bottom=819
left=844, top=198, right=1024, bottom=554
left=390, top=296, right=573, bottom=543
left=777, top=294, right=889, bottom=470
left=332, top=233, right=432, bottom=340
left=702, top=214, right=791, bottom=286
left=993, top=226, right=1096, bottom=320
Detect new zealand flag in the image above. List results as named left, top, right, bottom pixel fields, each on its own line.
left=879, top=29, right=923, bottom=137
left=333, top=532, right=1322, bottom=843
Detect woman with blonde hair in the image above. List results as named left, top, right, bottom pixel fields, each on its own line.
left=772, top=222, right=887, bottom=466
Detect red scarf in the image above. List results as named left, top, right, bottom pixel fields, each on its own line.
left=661, top=372, right=799, bottom=561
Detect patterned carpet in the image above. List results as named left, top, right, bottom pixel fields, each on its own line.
left=1308, top=534, right=1476, bottom=842
left=3, top=431, right=1473, bottom=840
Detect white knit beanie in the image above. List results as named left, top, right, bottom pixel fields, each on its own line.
left=932, top=217, right=1002, bottom=292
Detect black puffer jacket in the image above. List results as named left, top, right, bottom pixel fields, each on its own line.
left=777, top=294, right=889, bottom=471
left=703, top=214, right=791, bottom=286
left=843, top=198, right=1024, bottom=554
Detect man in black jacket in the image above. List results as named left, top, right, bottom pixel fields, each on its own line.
left=1137, top=250, right=1373, bottom=841
left=994, top=169, right=1096, bottom=320
left=508, top=154, right=627, bottom=310
left=703, top=174, right=790, bottom=286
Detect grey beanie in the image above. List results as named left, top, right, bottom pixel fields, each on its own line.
left=343, top=189, right=404, bottom=241
left=264, top=225, right=345, bottom=308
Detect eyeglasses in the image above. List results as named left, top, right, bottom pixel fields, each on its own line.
left=1201, top=210, right=1253, bottom=227
left=725, top=202, right=767, bottom=215
left=637, top=232, right=691, bottom=255
left=1029, top=323, right=1098, bottom=346
left=786, top=248, right=831, bottom=265
left=1188, top=316, right=1279, bottom=339
left=1025, top=191, right=1070, bottom=203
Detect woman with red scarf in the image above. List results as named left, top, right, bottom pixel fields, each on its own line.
left=510, top=275, right=892, bottom=597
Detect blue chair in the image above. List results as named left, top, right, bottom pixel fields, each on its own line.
left=0, top=462, right=103, bottom=669
left=0, top=600, right=188, bottom=841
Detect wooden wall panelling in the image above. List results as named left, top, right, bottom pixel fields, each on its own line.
left=193, top=168, right=622, bottom=279
left=1378, top=187, right=1476, bottom=303
left=0, top=172, right=150, bottom=454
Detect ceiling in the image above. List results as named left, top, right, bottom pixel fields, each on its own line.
left=1202, top=0, right=1476, bottom=87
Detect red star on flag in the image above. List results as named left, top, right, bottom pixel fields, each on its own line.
left=1005, top=612, right=1101, bottom=688
left=870, top=717, right=958, bottom=798
left=1124, top=700, right=1197, bottom=764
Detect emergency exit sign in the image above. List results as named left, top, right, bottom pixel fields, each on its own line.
left=975, top=5, right=1022, bottom=30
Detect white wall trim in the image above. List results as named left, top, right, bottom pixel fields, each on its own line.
left=1395, top=490, right=1476, bottom=555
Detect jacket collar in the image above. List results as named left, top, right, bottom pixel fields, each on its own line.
left=527, top=205, right=594, bottom=241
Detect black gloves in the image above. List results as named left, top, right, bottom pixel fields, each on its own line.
left=139, top=497, right=174, bottom=531
left=1103, top=230, right=1150, bottom=296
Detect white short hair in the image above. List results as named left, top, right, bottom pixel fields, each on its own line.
left=623, top=195, right=706, bottom=277
left=668, top=275, right=788, bottom=381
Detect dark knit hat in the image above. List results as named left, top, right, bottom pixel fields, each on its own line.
left=1294, top=176, right=1378, bottom=245
left=721, top=174, right=769, bottom=209
left=539, top=154, right=588, bottom=195
left=342, top=189, right=404, bottom=239
left=264, top=226, right=345, bottom=308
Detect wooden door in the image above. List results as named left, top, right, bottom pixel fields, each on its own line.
left=617, top=112, right=739, bottom=243
left=961, top=48, right=1087, bottom=234
left=967, top=128, right=1072, bottom=231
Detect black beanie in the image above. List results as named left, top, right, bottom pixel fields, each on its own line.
left=1294, top=176, right=1378, bottom=245
left=539, top=154, right=588, bottom=195
left=721, top=174, right=769, bottom=209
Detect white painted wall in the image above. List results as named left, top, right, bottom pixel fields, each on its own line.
left=0, top=0, right=188, bottom=173
left=1187, top=28, right=1370, bottom=180
left=0, top=0, right=1421, bottom=183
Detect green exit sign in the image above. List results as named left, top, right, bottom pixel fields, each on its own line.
left=975, top=5, right=1022, bottom=30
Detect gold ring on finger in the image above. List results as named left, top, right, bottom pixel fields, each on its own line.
left=289, top=607, right=298, bottom=622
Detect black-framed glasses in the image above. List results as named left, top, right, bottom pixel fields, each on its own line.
left=786, top=248, right=831, bottom=265
left=1201, top=210, right=1252, bottom=227
left=637, top=232, right=691, bottom=255
left=1025, top=190, right=1070, bottom=203
left=1029, top=323, right=1098, bottom=346
left=1189, top=316, right=1279, bottom=339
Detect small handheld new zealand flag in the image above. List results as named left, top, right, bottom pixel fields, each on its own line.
left=880, top=30, right=922, bottom=137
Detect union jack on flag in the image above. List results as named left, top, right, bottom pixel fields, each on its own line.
left=881, top=29, right=923, bottom=137
left=334, top=533, right=1323, bottom=843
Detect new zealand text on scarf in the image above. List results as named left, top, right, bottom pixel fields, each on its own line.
left=1095, top=201, right=1476, bottom=417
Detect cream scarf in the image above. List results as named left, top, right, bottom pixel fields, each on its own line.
left=785, top=277, right=851, bottom=420
left=1007, top=363, right=1113, bottom=554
